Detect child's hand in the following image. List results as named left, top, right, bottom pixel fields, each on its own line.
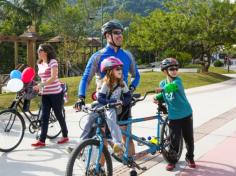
left=153, top=97, right=159, bottom=104
left=116, top=100, right=123, bottom=105
left=33, top=85, right=39, bottom=92
left=155, top=88, right=163, bottom=93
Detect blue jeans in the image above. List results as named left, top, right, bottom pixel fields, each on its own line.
left=39, top=92, right=68, bottom=142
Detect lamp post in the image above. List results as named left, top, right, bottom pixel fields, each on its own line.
left=101, top=0, right=104, bottom=47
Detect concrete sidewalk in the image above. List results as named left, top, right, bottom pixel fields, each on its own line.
left=180, top=131, right=236, bottom=176
left=1, top=77, right=236, bottom=176
left=140, top=104, right=236, bottom=176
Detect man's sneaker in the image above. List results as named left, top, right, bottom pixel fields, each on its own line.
left=31, top=140, right=46, bottom=147
left=57, top=137, right=69, bottom=144
left=166, top=163, right=175, bottom=171
left=186, top=158, right=196, bottom=168
left=113, top=143, right=124, bottom=154
left=66, top=146, right=74, bottom=154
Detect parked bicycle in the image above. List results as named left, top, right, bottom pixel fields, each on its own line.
left=0, top=83, right=67, bottom=152
left=66, top=91, right=183, bottom=176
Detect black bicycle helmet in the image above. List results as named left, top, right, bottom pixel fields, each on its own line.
left=101, top=20, right=124, bottom=36
left=160, top=58, right=179, bottom=71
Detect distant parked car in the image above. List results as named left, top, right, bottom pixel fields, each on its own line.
left=149, top=62, right=160, bottom=68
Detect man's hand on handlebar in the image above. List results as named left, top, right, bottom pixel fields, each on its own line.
left=74, top=98, right=85, bottom=111
left=129, top=85, right=135, bottom=93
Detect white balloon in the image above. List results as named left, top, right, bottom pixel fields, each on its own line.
left=6, top=78, right=24, bottom=92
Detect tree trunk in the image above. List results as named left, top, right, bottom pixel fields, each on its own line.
left=201, top=52, right=211, bottom=72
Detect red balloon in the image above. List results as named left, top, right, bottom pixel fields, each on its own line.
left=22, top=67, right=35, bottom=83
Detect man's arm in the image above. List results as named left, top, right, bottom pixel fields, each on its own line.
left=78, top=53, right=101, bottom=98
left=126, top=51, right=140, bottom=89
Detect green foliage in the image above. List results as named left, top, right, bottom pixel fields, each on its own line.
left=213, top=60, right=224, bottom=67
left=0, top=0, right=64, bottom=30
left=162, top=49, right=192, bottom=67
left=0, top=42, right=14, bottom=73
left=42, top=3, right=86, bottom=38
left=127, top=0, right=236, bottom=71
left=176, top=52, right=192, bottom=68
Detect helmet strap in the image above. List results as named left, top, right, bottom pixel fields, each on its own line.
left=109, top=33, right=121, bottom=49
left=166, top=69, right=176, bottom=80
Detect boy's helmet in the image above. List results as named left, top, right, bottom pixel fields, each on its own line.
left=160, top=58, right=179, bottom=71
left=101, top=20, right=124, bottom=36
left=100, top=56, right=123, bottom=73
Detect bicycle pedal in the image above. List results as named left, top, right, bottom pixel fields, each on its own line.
left=130, top=170, right=137, bottom=176
left=130, top=161, right=147, bottom=171
left=141, top=166, right=147, bottom=171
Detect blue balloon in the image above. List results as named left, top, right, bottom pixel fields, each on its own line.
left=10, top=70, right=22, bottom=80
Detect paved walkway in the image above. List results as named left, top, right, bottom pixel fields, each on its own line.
left=180, top=131, right=236, bottom=176
left=1, top=76, right=236, bottom=176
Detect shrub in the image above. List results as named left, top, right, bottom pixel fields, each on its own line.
left=213, top=60, right=224, bottom=67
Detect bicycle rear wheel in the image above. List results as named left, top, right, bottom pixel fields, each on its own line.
left=66, top=139, right=112, bottom=176
left=161, top=118, right=183, bottom=163
left=47, top=108, right=65, bottom=139
left=0, top=109, right=25, bottom=152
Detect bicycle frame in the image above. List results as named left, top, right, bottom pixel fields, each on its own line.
left=90, top=107, right=167, bottom=172
left=87, top=112, right=106, bottom=173
left=118, top=111, right=167, bottom=164
left=9, top=93, right=40, bottom=126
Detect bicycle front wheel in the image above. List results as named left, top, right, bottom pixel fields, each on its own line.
left=47, top=108, right=65, bottom=139
left=66, top=139, right=113, bottom=176
left=0, top=109, right=25, bottom=152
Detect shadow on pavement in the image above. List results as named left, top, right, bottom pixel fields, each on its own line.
left=0, top=149, right=66, bottom=176
left=178, top=161, right=236, bottom=176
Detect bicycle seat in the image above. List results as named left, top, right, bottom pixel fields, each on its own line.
left=132, top=93, right=141, bottom=99
left=61, top=83, right=68, bottom=93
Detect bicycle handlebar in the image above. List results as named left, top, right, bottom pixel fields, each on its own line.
left=82, top=101, right=123, bottom=114
left=79, top=90, right=156, bottom=114
left=132, top=90, right=156, bottom=104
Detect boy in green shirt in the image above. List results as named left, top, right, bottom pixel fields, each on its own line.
left=154, top=58, right=196, bottom=171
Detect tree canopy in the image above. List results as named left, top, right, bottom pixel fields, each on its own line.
left=126, top=0, right=236, bottom=71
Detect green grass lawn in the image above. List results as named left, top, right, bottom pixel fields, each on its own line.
left=0, top=72, right=231, bottom=111
left=209, top=67, right=236, bottom=74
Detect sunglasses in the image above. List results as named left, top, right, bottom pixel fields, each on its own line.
left=38, top=49, right=44, bottom=53
left=37, top=46, right=44, bottom=54
left=114, top=67, right=122, bottom=71
left=112, top=31, right=123, bottom=35
left=168, top=67, right=179, bottom=71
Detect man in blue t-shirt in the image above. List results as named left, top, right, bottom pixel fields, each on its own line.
left=154, top=58, right=196, bottom=171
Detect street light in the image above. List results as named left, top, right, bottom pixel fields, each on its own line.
left=101, top=0, right=104, bottom=47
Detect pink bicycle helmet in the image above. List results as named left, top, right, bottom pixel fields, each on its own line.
left=100, top=56, right=123, bottom=73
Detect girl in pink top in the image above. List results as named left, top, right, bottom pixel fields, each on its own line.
left=32, top=43, right=69, bottom=147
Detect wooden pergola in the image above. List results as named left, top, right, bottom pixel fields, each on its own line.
left=48, top=35, right=101, bottom=48
left=0, top=31, right=43, bottom=69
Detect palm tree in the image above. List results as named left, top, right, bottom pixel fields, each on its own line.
left=0, top=0, right=64, bottom=32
